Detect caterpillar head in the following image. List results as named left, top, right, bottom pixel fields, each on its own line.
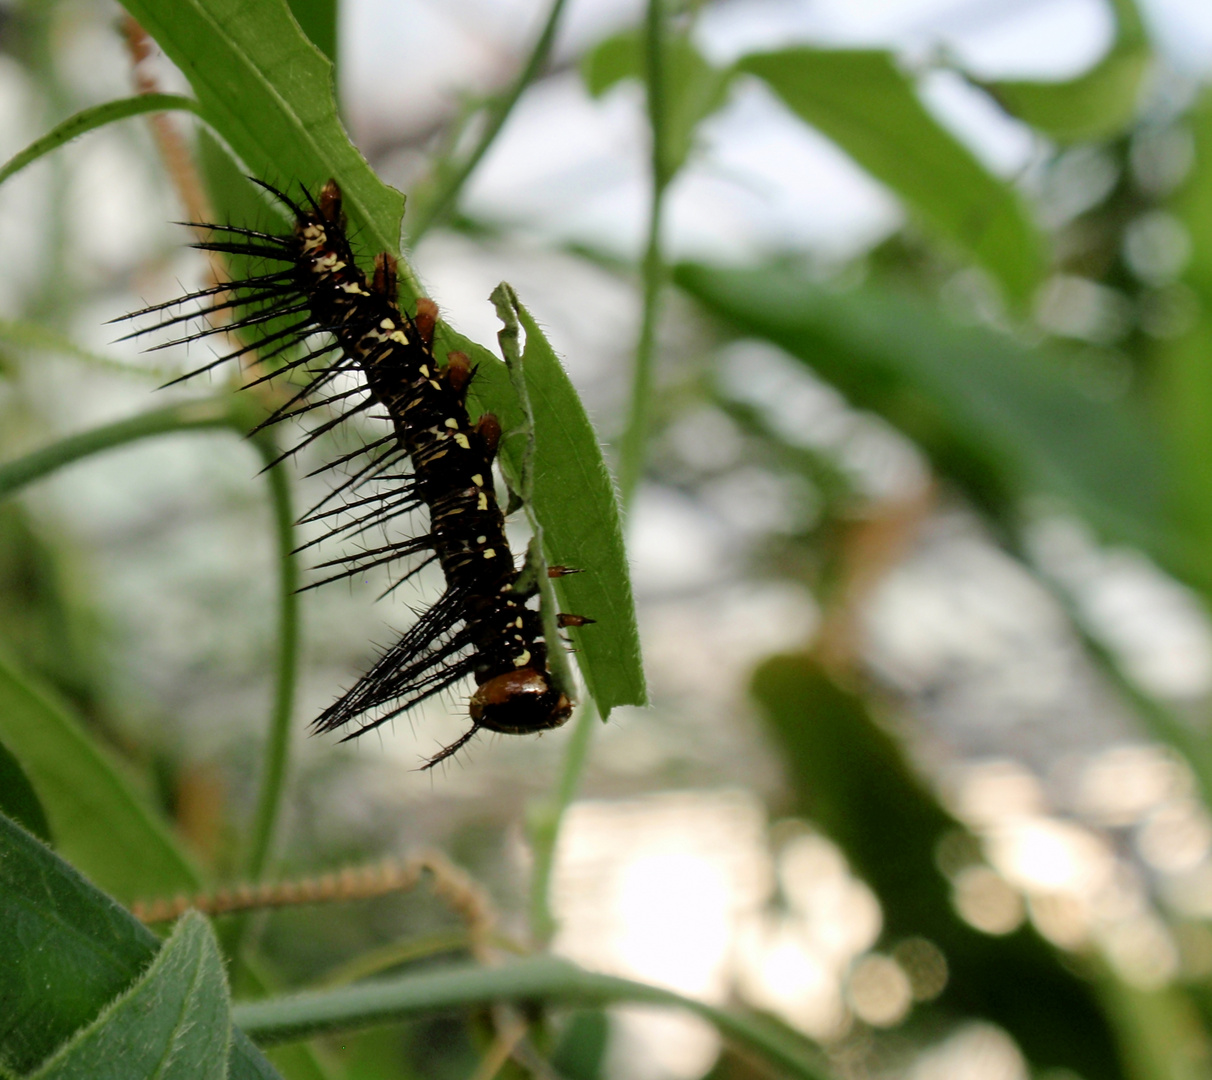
left=470, top=668, right=573, bottom=734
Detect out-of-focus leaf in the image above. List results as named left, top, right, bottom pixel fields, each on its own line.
left=582, top=29, right=731, bottom=173
left=1155, top=93, right=1212, bottom=585
left=0, top=647, right=199, bottom=903
left=977, top=50, right=1148, bottom=144
left=675, top=262, right=1183, bottom=573
left=0, top=814, right=280, bottom=1078
left=551, top=1010, right=609, bottom=1080
left=735, top=49, right=1045, bottom=305
left=490, top=284, right=646, bottom=717
left=28, top=912, right=230, bottom=1080
left=974, top=0, right=1149, bottom=143
left=750, top=654, right=1127, bottom=1079
left=1097, top=967, right=1212, bottom=1080
left=0, top=739, right=50, bottom=843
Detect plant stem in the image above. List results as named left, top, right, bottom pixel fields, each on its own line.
left=616, top=0, right=669, bottom=510
left=527, top=700, right=597, bottom=945
left=243, top=432, right=300, bottom=882
left=232, top=956, right=830, bottom=1080
left=0, top=397, right=301, bottom=886
left=0, top=398, right=234, bottom=498
left=526, top=0, right=670, bottom=946
left=407, top=0, right=570, bottom=243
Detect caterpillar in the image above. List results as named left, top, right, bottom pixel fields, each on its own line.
left=124, top=179, right=586, bottom=768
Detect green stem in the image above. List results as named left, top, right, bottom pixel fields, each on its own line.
left=232, top=956, right=830, bottom=1080
left=616, top=0, right=669, bottom=509
left=243, top=432, right=300, bottom=882
left=527, top=700, right=597, bottom=945
left=407, top=0, right=570, bottom=243
left=0, top=398, right=234, bottom=497
left=526, top=0, right=670, bottom=945
left=0, top=396, right=301, bottom=883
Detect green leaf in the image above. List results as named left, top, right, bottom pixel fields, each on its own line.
left=975, top=49, right=1148, bottom=144
left=286, top=0, right=337, bottom=67
left=116, top=0, right=405, bottom=271
left=675, top=261, right=1181, bottom=570
left=973, top=0, right=1149, bottom=143
left=0, top=739, right=50, bottom=843
left=736, top=48, right=1045, bottom=305
left=750, top=654, right=1129, bottom=1080
left=0, top=647, right=200, bottom=903
left=232, top=955, right=829, bottom=1080
left=1154, top=94, right=1212, bottom=587
left=29, top=912, right=230, bottom=1080
left=0, top=94, right=200, bottom=188
left=582, top=29, right=731, bottom=173
left=489, top=285, right=646, bottom=717
left=0, top=814, right=282, bottom=1078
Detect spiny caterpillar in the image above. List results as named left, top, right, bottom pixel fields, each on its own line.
left=125, top=179, right=588, bottom=767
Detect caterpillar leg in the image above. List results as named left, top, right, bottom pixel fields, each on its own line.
left=420, top=723, right=481, bottom=771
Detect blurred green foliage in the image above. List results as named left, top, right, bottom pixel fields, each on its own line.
left=5, top=0, right=1212, bottom=1078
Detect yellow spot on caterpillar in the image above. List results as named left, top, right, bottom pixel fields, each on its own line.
left=514, top=650, right=531, bottom=667
left=444, top=418, right=459, bottom=429
left=477, top=492, right=488, bottom=510
left=341, top=282, right=368, bottom=295
left=514, top=617, right=524, bottom=628
left=483, top=549, right=496, bottom=559
left=380, top=318, right=394, bottom=330
left=471, top=474, right=484, bottom=486
left=454, top=434, right=470, bottom=449
left=476, top=535, right=487, bottom=544
left=419, top=366, right=430, bottom=377
left=429, top=380, right=441, bottom=390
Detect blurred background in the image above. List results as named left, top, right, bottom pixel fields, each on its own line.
left=4, top=0, right=1212, bottom=1077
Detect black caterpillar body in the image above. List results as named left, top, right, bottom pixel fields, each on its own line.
left=127, top=179, right=575, bottom=766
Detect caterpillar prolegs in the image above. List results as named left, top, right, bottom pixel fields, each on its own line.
left=126, top=179, right=586, bottom=768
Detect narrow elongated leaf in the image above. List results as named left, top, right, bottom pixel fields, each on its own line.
left=675, top=262, right=1183, bottom=573
left=0, top=94, right=200, bottom=188
left=0, top=738, right=50, bottom=843
left=0, top=815, right=281, bottom=1078
left=736, top=48, right=1045, bottom=304
left=232, top=955, right=829, bottom=1080
left=976, top=49, right=1148, bottom=144
left=489, top=286, right=646, bottom=716
left=975, top=0, right=1149, bottom=143
left=0, top=648, right=199, bottom=903
left=1154, top=95, right=1212, bottom=581
left=116, top=0, right=404, bottom=269
left=286, top=0, right=337, bottom=67
left=750, top=655, right=1128, bottom=1080
left=29, top=912, right=230, bottom=1080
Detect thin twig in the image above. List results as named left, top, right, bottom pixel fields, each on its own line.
left=131, top=849, right=498, bottom=956
left=407, top=0, right=570, bottom=242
